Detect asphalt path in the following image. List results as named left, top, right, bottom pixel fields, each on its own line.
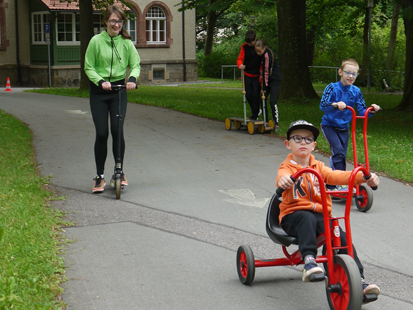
left=1, top=89, right=412, bottom=310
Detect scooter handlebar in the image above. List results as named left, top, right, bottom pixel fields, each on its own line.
left=112, top=84, right=138, bottom=90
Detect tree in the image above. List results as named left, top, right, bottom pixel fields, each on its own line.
left=396, top=0, right=413, bottom=110
left=276, top=0, right=318, bottom=99
left=180, top=0, right=233, bottom=56
left=79, top=0, right=95, bottom=90
left=386, top=2, right=401, bottom=70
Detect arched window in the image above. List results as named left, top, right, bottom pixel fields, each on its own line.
left=145, top=6, right=166, bottom=44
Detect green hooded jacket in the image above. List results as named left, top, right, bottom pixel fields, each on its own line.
left=85, top=30, right=141, bottom=86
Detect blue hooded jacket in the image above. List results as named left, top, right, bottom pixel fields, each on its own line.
left=320, top=81, right=372, bottom=130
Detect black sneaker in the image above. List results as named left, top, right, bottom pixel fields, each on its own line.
left=93, top=175, right=106, bottom=193
left=302, top=263, right=324, bottom=282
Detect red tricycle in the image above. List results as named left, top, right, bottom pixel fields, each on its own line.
left=236, top=166, right=378, bottom=310
left=329, top=105, right=378, bottom=212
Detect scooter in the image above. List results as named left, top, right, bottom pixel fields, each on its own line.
left=110, top=84, right=127, bottom=199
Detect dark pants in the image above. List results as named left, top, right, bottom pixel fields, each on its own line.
left=90, top=82, right=127, bottom=176
left=263, top=79, right=281, bottom=124
left=281, top=210, right=364, bottom=278
left=321, top=124, right=349, bottom=171
left=244, top=75, right=261, bottom=119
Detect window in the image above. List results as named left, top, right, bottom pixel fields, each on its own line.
left=153, top=68, right=164, bottom=80
left=56, top=13, right=80, bottom=45
left=93, top=13, right=103, bottom=35
left=125, top=19, right=137, bottom=44
left=146, top=6, right=166, bottom=44
left=32, top=12, right=50, bottom=44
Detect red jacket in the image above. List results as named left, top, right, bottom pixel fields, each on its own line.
left=237, top=43, right=260, bottom=78
left=276, top=154, right=365, bottom=224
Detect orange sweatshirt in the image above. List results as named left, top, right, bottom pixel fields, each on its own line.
left=276, top=154, right=365, bottom=224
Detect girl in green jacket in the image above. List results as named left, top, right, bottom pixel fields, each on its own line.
left=85, top=5, right=140, bottom=193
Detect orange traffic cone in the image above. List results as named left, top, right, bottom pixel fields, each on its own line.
left=4, top=78, right=12, bottom=91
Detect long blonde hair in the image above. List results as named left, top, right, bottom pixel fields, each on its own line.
left=103, top=5, right=131, bottom=40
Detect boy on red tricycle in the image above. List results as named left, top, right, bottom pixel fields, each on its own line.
left=237, top=120, right=380, bottom=309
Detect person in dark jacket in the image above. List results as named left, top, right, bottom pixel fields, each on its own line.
left=237, top=30, right=261, bottom=120
left=255, top=40, right=282, bottom=131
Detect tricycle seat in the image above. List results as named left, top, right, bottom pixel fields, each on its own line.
left=266, top=193, right=298, bottom=247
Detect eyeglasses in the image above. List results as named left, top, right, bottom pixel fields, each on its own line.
left=108, top=20, right=124, bottom=26
left=289, top=135, right=315, bottom=144
left=342, top=70, right=358, bottom=77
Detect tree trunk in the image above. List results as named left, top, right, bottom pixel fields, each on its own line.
left=306, top=25, right=316, bottom=67
left=359, top=7, right=370, bottom=84
left=203, top=1, right=218, bottom=57
left=276, top=0, right=318, bottom=100
left=396, top=0, right=413, bottom=111
left=386, top=2, right=400, bottom=70
left=79, top=0, right=95, bottom=90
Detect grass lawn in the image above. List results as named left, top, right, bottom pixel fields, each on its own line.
left=27, top=82, right=411, bottom=183
left=0, top=111, right=68, bottom=309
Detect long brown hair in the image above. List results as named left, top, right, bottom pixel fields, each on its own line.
left=103, top=5, right=131, bottom=40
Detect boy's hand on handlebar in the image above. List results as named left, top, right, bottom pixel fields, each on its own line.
left=370, top=104, right=381, bottom=113
left=239, top=65, right=246, bottom=70
left=332, top=101, right=347, bottom=111
left=365, top=173, right=379, bottom=188
left=102, top=81, right=112, bottom=91
left=277, top=175, right=295, bottom=190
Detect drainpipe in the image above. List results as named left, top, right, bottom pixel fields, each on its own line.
left=181, top=4, right=186, bottom=82
left=14, top=0, right=22, bottom=85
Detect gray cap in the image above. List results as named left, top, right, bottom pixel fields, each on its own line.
left=287, top=120, right=320, bottom=141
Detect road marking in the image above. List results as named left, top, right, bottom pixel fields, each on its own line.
left=219, top=189, right=270, bottom=208
left=65, top=110, right=88, bottom=115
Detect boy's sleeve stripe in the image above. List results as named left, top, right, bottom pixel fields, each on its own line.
left=320, top=84, right=334, bottom=107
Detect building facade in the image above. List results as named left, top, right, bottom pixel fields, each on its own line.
left=0, top=0, right=197, bottom=87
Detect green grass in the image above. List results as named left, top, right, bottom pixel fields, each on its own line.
left=27, top=85, right=411, bottom=183
left=0, top=110, right=68, bottom=309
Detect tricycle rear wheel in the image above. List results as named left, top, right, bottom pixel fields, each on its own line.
left=355, top=184, right=373, bottom=212
left=326, top=254, right=362, bottom=310
left=236, top=245, right=255, bottom=285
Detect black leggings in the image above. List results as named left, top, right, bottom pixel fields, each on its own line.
left=263, top=79, right=281, bottom=124
left=90, top=82, right=127, bottom=176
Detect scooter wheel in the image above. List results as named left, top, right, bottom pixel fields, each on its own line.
left=234, top=121, right=241, bottom=130
left=225, top=118, right=232, bottom=130
left=326, top=254, right=363, bottom=310
left=115, top=178, right=121, bottom=199
left=355, top=184, right=373, bottom=212
left=247, top=122, right=255, bottom=135
left=236, top=245, right=255, bottom=285
left=257, top=124, right=265, bottom=134
left=268, top=119, right=275, bottom=129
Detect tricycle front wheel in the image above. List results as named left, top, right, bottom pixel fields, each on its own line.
left=326, top=254, right=363, bottom=310
left=236, top=245, right=255, bottom=285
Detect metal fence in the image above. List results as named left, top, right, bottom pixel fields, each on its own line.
left=221, top=65, right=405, bottom=90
